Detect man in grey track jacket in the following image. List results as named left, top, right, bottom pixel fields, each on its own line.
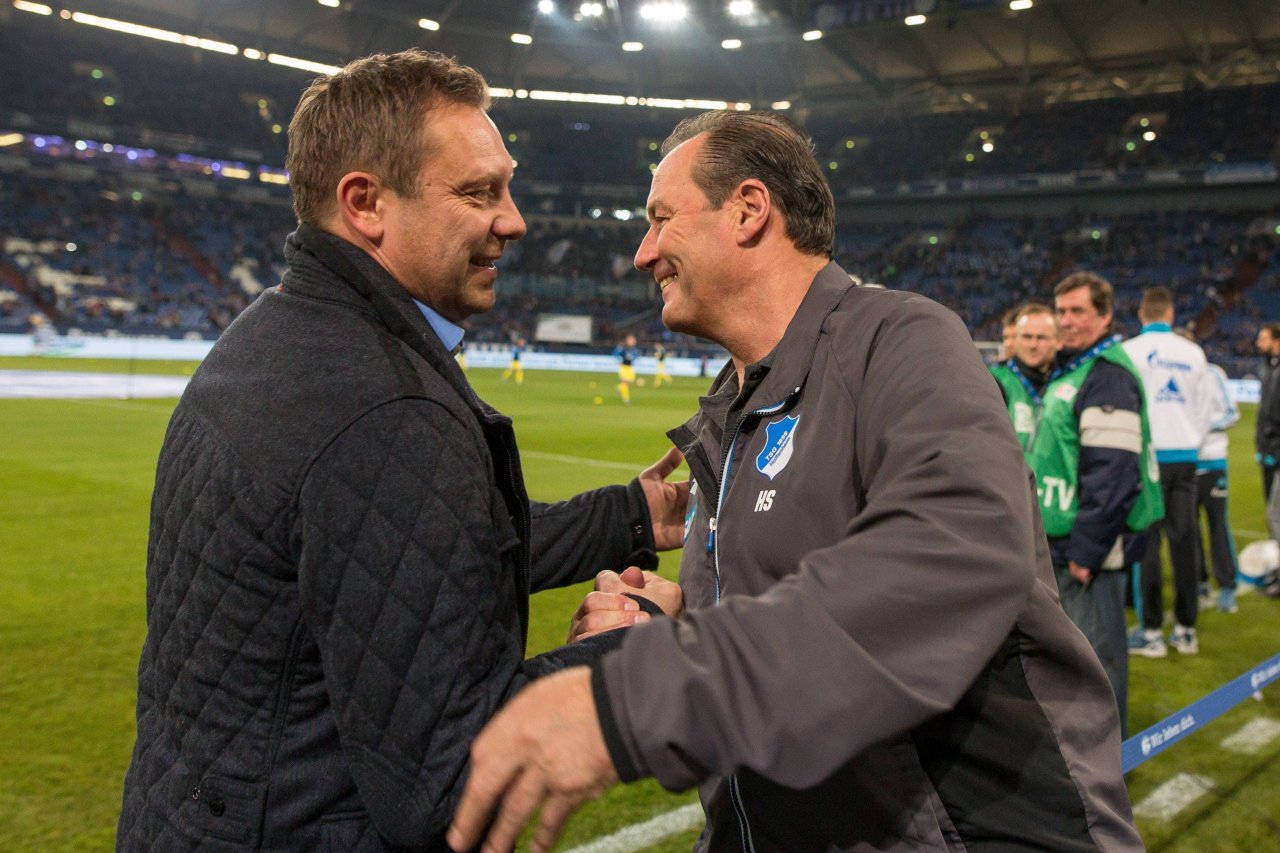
left=450, top=111, right=1142, bottom=853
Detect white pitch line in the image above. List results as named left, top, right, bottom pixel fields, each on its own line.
left=1132, top=773, right=1212, bottom=821
left=563, top=803, right=704, bottom=853
left=0, top=369, right=190, bottom=399
left=521, top=449, right=643, bottom=473
left=1219, top=717, right=1280, bottom=754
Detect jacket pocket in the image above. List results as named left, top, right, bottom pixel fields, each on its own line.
left=181, top=775, right=266, bottom=846
left=320, top=810, right=387, bottom=852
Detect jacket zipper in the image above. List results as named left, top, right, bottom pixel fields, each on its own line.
left=707, top=391, right=796, bottom=853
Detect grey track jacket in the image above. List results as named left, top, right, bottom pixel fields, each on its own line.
left=593, top=263, right=1143, bottom=852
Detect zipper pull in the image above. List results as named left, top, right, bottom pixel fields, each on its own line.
left=706, top=516, right=717, bottom=553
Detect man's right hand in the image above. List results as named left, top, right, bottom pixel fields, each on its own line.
left=568, top=567, right=683, bottom=642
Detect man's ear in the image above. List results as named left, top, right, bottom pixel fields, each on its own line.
left=732, top=178, right=771, bottom=246
left=335, top=172, right=386, bottom=243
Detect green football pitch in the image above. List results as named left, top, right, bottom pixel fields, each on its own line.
left=2, top=357, right=1278, bottom=851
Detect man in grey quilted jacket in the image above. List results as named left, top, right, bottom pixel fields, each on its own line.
left=116, top=50, right=686, bottom=851
left=450, top=112, right=1142, bottom=852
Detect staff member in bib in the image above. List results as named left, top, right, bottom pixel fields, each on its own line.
left=1026, top=271, right=1163, bottom=733
left=990, top=303, right=1057, bottom=451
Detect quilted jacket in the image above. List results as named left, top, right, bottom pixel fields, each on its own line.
left=117, top=224, right=657, bottom=851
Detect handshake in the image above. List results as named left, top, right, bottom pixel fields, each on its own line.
left=567, top=565, right=684, bottom=642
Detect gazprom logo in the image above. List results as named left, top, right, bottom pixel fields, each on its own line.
left=1147, top=350, right=1193, bottom=371
left=756, top=414, right=799, bottom=481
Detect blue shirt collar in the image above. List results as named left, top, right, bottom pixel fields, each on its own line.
left=412, top=299, right=465, bottom=353
left=1142, top=322, right=1172, bottom=333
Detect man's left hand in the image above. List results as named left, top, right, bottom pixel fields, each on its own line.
left=639, top=447, right=689, bottom=551
left=1068, top=561, right=1094, bottom=585
left=447, top=667, right=617, bottom=853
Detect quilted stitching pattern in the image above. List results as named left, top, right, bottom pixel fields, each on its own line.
left=298, top=401, right=521, bottom=833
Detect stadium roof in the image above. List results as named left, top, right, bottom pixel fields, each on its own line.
left=15, top=0, right=1280, bottom=116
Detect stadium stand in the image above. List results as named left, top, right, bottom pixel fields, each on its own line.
left=2, top=0, right=1277, bottom=372
left=3, top=164, right=1277, bottom=372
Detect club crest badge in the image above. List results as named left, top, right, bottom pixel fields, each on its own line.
left=756, top=414, right=799, bottom=480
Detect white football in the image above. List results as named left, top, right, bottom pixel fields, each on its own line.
left=1238, top=540, right=1279, bottom=580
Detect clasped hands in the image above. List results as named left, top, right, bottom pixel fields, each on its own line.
left=569, top=445, right=688, bottom=640
left=568, top=565, right=683, bottom=641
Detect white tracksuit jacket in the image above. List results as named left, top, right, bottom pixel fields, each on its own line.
left=1122, top=323, right=1212, bottom=464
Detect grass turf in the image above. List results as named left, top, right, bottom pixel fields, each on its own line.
left=1, top=358, right=1278, bottom=851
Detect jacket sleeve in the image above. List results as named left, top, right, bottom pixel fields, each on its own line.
left=1066, top=360, right=1143, bottom=570
left=527, top=480, right=657, bottom=592
left=295, top=398, right=633, bottom=847
left=595, top=298, right=1040, bottom=790
left=1207, top=365, right=1239, bottom=431
left=1260, top=373, right=1280, bottom=459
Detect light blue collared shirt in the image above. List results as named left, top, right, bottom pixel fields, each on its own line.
left=412, top=299, right=465, bottom=354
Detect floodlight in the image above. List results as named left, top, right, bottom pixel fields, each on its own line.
left=721, top=38, right=741, bottom=49
left=316, top=0, right=340, bottom=7
left=14, top=1, right=53, bottom=14
left=802, top=29, right=822, bottom=41
left=1009, top=0, right=1033, bottom=9
left=69, top=12, right=238, bottom=55
left=639, top=2, right=687, bottom=23
left=727, top=0, right=754, bottom=16
left=511, top=32, right=533, bottom=44
left=622, top=41, right=644, bottom=51
left=770, top=100, right=791, bottom=110
left=419, top=18, right=440, bottom=30
left=1143, top=130, right=1157, bottom=141
left=579, top=2, right=604, bottom=17
left=904, top=14, right=926, bottom=25
left=268, top=53, right=341, bottom=74
left=538, top=0, right=555, bottom=13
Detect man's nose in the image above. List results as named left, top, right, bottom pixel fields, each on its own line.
left=634, top=227, right=658, bottom=272
left=495, top=193, right=527, bottom=241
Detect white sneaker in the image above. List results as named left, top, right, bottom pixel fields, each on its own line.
left=1128, top=629, right=1168, bottom=658
left=1171, top=627, right=1198, bottom=656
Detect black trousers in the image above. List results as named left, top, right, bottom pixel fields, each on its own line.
left=1195, top=468, right=1237, bottom=591
left=1139, top=462, right=1200, bottom=630
left=1263, top=462, right=1278, bottom=501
